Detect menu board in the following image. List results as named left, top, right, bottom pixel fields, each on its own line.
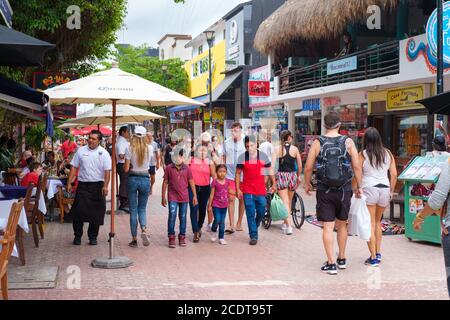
left=399, top=155, right=449, bottom=181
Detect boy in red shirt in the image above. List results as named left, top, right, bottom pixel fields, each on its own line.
left=21, top=162, right=43, bottom=187
left=236, top=136, right=276, bottom=245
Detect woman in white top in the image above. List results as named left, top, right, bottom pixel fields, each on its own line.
left=124, top=126, right=154, bottom=248
left=359, top=127, right=397, bottom=266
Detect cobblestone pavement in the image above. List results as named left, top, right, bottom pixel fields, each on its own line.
left=7, top=170, right=449, bottom=300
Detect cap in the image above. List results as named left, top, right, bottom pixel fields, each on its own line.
left=134, top=126, right=147, bottom=137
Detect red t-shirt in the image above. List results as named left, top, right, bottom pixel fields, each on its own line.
left=61, top=140, right=77, bottom=159
left=163, top=164, right=193, bottom=203
left=21, top=172, right=39, bottom=187
left=236, top=151, right=271, bottom=196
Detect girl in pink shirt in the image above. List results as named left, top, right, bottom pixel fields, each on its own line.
left=207, top=165, right=230, bottom=245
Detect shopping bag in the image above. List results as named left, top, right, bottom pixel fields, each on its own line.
left=270, top=194, right=289, bottom=221
left=347, top=194, right=371, bottom=241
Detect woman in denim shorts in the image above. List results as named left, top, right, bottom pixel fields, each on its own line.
left=359, top=127, right=397, bottom=267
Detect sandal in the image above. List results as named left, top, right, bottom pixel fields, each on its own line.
left=128, top=240, right=138, bottom=248
left=225, top=229, right=235, bottom=234
left=236, top=226, right=244, bottom=231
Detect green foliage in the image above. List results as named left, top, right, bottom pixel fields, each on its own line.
left=0, top=147, right=14, bottom=171
left=8, top=0, right=127, bottom=77
left=24, top=123, right=65, bottom=154
left=111, top=44, right=189, bottom=95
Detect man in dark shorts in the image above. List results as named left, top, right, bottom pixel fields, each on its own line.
left=304, top=111, right=362, bottom=275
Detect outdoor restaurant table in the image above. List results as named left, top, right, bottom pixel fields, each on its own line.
left=0, top=185, right=47, bottom=214
left=46, top=178, right=67, bottom=200
left=0, top=199, right=28, bottom=257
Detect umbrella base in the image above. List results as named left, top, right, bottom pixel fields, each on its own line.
left=91, top=256, right=133, bottom=269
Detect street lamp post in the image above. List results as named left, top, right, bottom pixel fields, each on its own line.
left=204, top=30, right=215, bottom=130
left=162, top=64, right=168, bottom=141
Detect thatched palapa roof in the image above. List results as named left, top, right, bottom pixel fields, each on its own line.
left=254, top=0, right=399, bottom=55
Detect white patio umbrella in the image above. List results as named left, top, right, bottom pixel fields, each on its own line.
left=63, top=104, right=164, bottom=125
left=45, top=63, right=204, bottom=269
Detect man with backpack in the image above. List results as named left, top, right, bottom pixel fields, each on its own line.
left=304, top=111, right=363, bottom=275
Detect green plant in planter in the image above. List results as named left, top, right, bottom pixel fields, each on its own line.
left=24, top=123, right=66, bottom=156
left=0, top=147, right=14, bottom=171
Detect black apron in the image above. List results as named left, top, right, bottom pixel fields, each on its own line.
left=69, top=181, right=106, bottom=225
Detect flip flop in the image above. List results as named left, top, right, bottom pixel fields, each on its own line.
left=235, top=227, right=244, bottom=231
left=225, top=229, right=235, bottom=234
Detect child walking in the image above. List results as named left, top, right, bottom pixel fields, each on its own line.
left=162, top=149, right=198, bottom=248
left=208, top=165, right=230, bottom=245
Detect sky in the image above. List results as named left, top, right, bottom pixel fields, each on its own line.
left=116, top=0, right=248, bottom=47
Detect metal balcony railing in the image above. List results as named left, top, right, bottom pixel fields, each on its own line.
left=277, top=40, right=400, bottom=95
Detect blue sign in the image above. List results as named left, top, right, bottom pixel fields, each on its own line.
left=302, top=98, right=321, bottom=111
left=427, top=2, right=450, bottom=64
left=0, top=0, right=12, bottom=28
left=327, top=56, right=358, bottom=75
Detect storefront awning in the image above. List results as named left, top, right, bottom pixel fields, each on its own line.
left=417, top=91, right=450, bottom=115
left=295, top=111, right=313, bottom=117
left=0, top=25, right=55, bottom=67
left=167, top=104, right=200, bottom=113
left=0, top=75, right=48, bottom=120
left=195, top=70, right=242, bottom=104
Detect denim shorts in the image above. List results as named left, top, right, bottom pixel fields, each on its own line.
left=363, top=187, right=390, bottom=207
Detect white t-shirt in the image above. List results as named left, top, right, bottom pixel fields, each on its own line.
left=259, top=141, right=274, bottom=159
left=71, top=145, right=112, bottom=182
left=223, top=137, right=245, bottom=180
left=116, top=136, right=129, bottom=164
left=125, top=145, right=154, bottom=173
left=149, top=141, right=159, bottom=166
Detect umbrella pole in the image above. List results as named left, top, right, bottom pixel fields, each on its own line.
left=91, top=99, right=133, bottom=269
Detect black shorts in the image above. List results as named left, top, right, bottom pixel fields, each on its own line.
left=148, top=166, right=156, bottom=175
left=316, top=190, right=352, bottom=222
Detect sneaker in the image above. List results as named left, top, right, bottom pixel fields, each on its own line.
left=336, top=258, right=347, bottom=270
left=281, top=223, right=287, bottom=234
left=168, top=235, right=176, bottom=248
left=285, top=226, right=293, bottom=235
left=141, top=233, right=150, bottom=246
left=73, top=237, right=81, bottom=245
left=207, top=223, right=213, bottom=232
left=321, top=262, right=338, bottom=275
left=249, top=238, right=258, bottom=245
left=178, top=235, right=187, bottom=247
left=365, top=257, right=380, bottom=267
left=128, top=240, right=138, bottom=248
left=219, top=239, right=227, bottom=245
left=376, top=253, right=382, bottom=262
left=211, top=234, right=217, bottom=242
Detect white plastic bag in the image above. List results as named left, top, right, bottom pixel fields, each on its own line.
left=347, top=195, right=371, bottom=241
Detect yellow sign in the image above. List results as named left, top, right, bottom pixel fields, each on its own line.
left=387, top=86, right=424, bottom=110
left=203, top=107, right=225, bottom=122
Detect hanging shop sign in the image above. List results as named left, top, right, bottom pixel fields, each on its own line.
left=33, top=72, right=79, bottom=119
left=248, top=81, right=270, bottom=97
left=225, top=9, right=244, bottom=71
left=386, top=86, right=424, bottom=111
left=302, top=98, right=321, bottom=111
left=327, top=56, right=357, bottom=75
left=426, top=2, right=450, bottom=64
left=203, top=107, right=225, bottom=122
left=249, top=66, right=271, bottom=108
left=0, top=0, right=12, bottom=28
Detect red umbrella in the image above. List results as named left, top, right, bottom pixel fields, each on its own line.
left=72, top=125, right=112, bottom=136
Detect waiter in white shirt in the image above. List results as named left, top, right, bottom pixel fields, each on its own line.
left=116, top=126, right=130, bottom=212
left=67, top=130, right=112, bottom=246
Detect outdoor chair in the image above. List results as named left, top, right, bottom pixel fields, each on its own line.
left=56, top=185, right=74, bottom=224
left=2, top=172, right=18, bottom=186
left=0, top=200, right=24, bottom=300
left=23, top=179, right=44, bottom=247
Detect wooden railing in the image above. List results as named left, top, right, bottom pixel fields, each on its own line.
left=278, top=41, right=400, bottom=94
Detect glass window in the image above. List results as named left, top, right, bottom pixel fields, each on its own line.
left=198, top=45, right=203, bottom=55
left=395, top=115, right=428, bottom=158
left=327, top=104, right=368, bottom=150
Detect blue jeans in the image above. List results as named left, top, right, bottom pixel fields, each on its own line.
left=442, top=230, right=450, bottom=297
left=168, top=202, right=188, bottom=236
left=212, top=207, right=227, bottom=239
left=243, top=194, right=267, bottom=240
left=189, top=185, right=211, bottom=233
left=127, top=175, right=150, bottom=238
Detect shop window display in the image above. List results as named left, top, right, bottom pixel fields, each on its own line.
left=295, top=111, right=321, bottom=161
left=327, top=104, right=368, bottom=150
left=395, top=115, right=428, bottom=158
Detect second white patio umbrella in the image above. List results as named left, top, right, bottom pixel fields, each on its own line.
left=45, top=63, right=203, bottom=269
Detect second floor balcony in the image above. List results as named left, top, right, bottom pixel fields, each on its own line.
left=276, top=40, right=400, bottom=95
